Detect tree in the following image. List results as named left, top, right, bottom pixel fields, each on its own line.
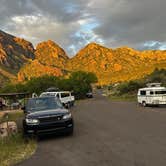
left=69, top=71, right=98, bottom=98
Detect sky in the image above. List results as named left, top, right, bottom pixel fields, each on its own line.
left=0, top=0, right=166, bottom=56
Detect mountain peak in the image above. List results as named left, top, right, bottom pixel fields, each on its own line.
left=35, top=40, right=69, bottom=68
left=85, top=42, right=107, bottom=49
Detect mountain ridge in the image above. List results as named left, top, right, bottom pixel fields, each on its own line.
left=0, top=30, right=166, bottom=86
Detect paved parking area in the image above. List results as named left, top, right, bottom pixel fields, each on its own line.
left=18, top=92, right=166, bottom=166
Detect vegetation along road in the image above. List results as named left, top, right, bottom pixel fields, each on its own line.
left=17, top=91, right=166, bottom=166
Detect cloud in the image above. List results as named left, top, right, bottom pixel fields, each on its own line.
left=91, top=0, right=166, bottom=48
left=0, top=0, right=166, bottom=56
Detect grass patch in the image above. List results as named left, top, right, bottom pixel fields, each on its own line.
left=109, top=94, right=137, bottom=102
left=0, top=134, right=36, bottom=166
left=0, top=111, right=37, bottom=166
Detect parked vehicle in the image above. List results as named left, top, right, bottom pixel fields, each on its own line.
left=40, top=91, right=75, bottom=108
left=86, top=91, right=93, bottom=98
left=11, top=102, right=20, bottom=109
left=137, top=84, right=166, bottom=106
left=23, top=96, right=74, bottom=136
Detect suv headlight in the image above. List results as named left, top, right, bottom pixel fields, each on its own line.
left=26, top=118, right=39, bottom=125
left=62, top=113, right=72, bottom=120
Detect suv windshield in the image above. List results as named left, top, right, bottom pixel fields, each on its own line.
left=26, top=97, right=63, bottom=112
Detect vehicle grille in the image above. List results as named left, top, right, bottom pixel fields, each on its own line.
left=39, top=115, right=63, bottom=123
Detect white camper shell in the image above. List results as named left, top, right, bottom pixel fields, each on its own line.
left=40, top=91, right=75, bottom=107
left=137, top=86, right=166, bottom=106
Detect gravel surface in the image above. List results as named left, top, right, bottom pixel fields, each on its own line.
left=17, top=91, right=166, bottom=166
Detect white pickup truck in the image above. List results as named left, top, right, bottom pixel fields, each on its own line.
left=40, top=91, right=75, bottom=108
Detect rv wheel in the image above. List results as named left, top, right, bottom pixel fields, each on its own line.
left=142, top=101, right=146, bottom=107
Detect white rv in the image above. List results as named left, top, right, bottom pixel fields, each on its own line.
left=40, top=91, right=75, bottom=108
left=137, top=84, right=166, bottom=106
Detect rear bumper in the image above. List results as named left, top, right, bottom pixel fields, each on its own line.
left=23, top=119, right=73, bottom=136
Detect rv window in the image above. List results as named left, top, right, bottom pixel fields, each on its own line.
left=150, top=91, right=154, bottom=95
left=155, top=91, right=166, bottom=95
left=140, top=91, right=146, bottom=96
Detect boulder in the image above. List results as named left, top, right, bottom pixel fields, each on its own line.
left=0, top=121, right=18, bottom=138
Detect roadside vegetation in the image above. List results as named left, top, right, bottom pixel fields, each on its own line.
left=108, top=68, right=166, bottom=101
left=0, top=112, right=37, bottom=166
left=0, top=71, right=98, bottom=99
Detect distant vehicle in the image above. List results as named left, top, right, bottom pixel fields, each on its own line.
left=40, top=91, right=75, bottom=108
left=11, top=102, right=20, bottom=109
left=137, top=84, right=166, bottom=106
left=86, top=92, right=93, bottom=98
left=23, top=96, right=74, bottom=136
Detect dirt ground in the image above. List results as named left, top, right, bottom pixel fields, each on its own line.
left=17, top=91, right=166, bottom=166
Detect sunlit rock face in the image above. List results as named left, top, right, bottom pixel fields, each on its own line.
left=35, top=40, right=69, bottom=69
left=0, top=30, right=166, bottom=85
left=0, top=30, right=35, bottom=86
left=0, top=30, right=34, bottom=70
left=66, top=43, right=166, bottom=84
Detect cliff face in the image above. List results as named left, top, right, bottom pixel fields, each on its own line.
left=0, top=30, right=34, bottom=71
left=35, top=40, right=69, bottom=68
left=17, top=40, right=69, bottom=81
left=0, top=30, right=35, bottom=86
left=66, top=43, right=166, bottom=84
left=18, top=60, right=63, bottom=81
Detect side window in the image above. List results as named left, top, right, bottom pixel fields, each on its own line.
left=150, top=91, right=154, bottom=95
left=61, top=93, right=70, bottom=98
left=140, top=90, right=146, bottom=96
left=155, top=91, right=166, bottom=95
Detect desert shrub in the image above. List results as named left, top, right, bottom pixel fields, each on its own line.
left=116, top=68, right=166, bottom=95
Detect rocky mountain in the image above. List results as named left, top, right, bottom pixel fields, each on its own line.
left=0, top=30, right=166, bottom=86
left=18, top=60, right=63, bottom=81
left=18, top=40, right=69, bottom=81
left=0, top=30, right=34, bottom=71
left=35, top=40, right=69, bottom=68
left=0, top=30, right=35, bottom=86
left=66, top=43, right=166, bottom=84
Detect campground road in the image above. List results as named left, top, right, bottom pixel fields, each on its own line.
left=18, top=91, right=166, bottom=166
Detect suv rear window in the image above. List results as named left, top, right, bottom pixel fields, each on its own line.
left=41, top=93, right=55, bottom=97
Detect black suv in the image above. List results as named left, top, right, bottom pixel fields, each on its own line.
left=23, top=97, right=74, bottom=136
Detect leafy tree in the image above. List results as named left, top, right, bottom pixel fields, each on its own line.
left=25, top=75, right=60, bottom=94
left=69, top=71, right=98, bottom=98
left=0, top=71, right=98, bottom=99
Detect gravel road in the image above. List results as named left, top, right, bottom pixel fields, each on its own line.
left=18, top=91, right=166, bottom=166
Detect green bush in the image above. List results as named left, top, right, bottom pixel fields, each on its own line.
left=145, top=68, right=166, bottom=86
left=116, top=68, right=166, bottom=95
left=0, top=71, right=98, bottom=99
left=69, top=71, right=97, bottom=98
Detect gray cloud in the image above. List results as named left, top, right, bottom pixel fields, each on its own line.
left=92, top=0, right=166, bottom=48
left=0, top=0, right=166, bottom=56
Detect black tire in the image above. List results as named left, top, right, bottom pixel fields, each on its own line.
left=142, top=101, right=146, bottom=107
left=67, top=128, right=73, bottom=136
left=67, top=102, right=70, bottom=108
